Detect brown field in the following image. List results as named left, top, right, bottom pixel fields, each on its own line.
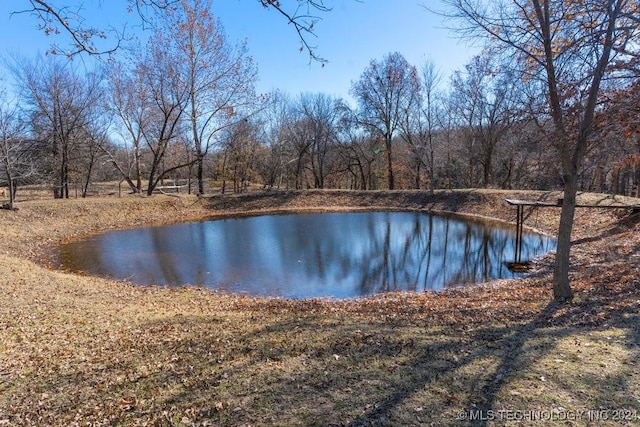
left=1, top=188, right=640, bottom=426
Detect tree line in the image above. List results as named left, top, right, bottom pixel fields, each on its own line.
left=1, top=0, right=639, bottom=300
left=2, top=29, right=637, bottom=199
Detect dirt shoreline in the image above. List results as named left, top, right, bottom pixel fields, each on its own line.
left=1, top=189, right=639, bottom=426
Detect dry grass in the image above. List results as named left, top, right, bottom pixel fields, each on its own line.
left=1, top=189, right=640, bottom=426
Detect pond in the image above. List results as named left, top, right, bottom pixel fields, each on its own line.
left=57, top=211, right=555, bottom=299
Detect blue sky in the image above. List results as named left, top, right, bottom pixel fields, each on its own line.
left=0, top=0, right=479, bottom=101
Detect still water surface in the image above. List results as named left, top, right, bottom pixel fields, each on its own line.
left=58, top=211, right=555, bottom=299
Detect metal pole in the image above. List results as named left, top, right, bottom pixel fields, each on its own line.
left=515, top=205, right=523, bottom=263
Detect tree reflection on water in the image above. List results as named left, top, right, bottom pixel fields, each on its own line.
left=58, top=211, right=555, bottom=299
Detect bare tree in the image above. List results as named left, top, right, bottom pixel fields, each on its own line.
left=285, top=114, right=315, bottom=190
left=104, top=61, right=148, bottom=193
left=419, top=61, right=442, bottom=193
left=0, top=90, right=37, bottom=210
left=218, top=118, right=260, bottom=193
left=297, top=92, right=339, bottom=189
left=397, top=60, right=444, bottom=191
left=396, top=71, right=425, bottom=190
left=101, top=31, right=192, bottom=196
left=592, top=80, right=640, bottom=196
left=255, top=91, right=295, bottom=189
left=449, top=52, right=516, bottom=188
left=165, top=0, right=257, bottom=195
left=15, top=56, right=104, bottom=198
left=74, top=122, right=109, bottom=198
left=137, top=32, right=190, bottom=196
left=442, top=0, right=640, bottom=300
left=351, top=52, right=421, bottom=190
left=335, top=102, right=385, bottom=190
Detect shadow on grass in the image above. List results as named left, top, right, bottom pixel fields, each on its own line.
left=572, top=211, right=640, bottom=247
left=7, top=281, right=640, bottom=426
left=84, top=292, right=638, bottom=426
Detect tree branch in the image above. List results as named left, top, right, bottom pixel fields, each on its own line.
left=260, top=0, right=331, bottom=64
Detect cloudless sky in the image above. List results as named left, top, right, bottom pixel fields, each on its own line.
left=0, top=0, right=479, bottom=103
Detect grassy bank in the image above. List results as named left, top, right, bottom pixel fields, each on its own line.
left=1, top=190, right=639, bottom=426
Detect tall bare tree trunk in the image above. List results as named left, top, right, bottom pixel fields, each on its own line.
left=553, top=176, right=577, bottom=301
left=8, top=178, right=15, bottom=210
left=135, top=145, right=142, bottom=193
left=197, top=153, right=205, bottom=194
left=385, top=137, right=394, bottom=190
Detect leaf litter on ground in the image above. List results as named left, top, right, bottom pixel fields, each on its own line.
left=1, top=189, right=639, bottom=426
